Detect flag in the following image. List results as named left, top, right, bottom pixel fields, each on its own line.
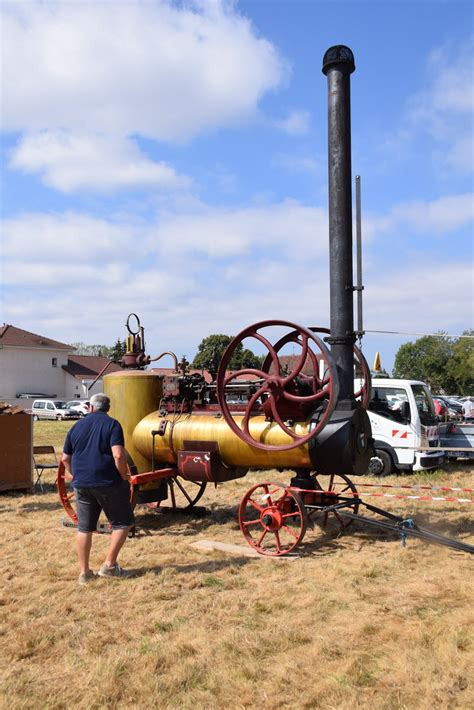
left=373, top=352, right=381, bottom=372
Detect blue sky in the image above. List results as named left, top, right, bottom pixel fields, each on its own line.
left=1, top=0, right=472, bottom=373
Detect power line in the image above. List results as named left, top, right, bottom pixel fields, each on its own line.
left=365, top=329, right=474, bottom=339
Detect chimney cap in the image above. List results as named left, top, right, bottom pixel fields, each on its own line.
left=322, top=45, right=355, bottom=75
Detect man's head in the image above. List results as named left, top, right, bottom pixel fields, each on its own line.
left=89, top=393, right=111, bottom=412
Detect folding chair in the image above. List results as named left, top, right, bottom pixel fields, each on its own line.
left=33, top=445, right=58, bottom=491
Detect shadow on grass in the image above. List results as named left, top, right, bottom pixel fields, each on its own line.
left=132, top=502, right=242, bottom=534
left=301, top=511, right=474, bottom=553
left=12, top=488, right=474, bottom=558
left=22, top=501, right=63, bottom=513
left=130, top=499, right=474, bottom=555
left=129, top=556, right=253, bottom=578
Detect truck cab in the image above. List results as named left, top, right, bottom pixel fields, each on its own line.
left=355, top=378, right=444, bottom=475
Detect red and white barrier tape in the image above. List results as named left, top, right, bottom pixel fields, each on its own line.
left=355, top=482, right=474, bottom=493
left=292, top=486, right=473, bottom=504
left=352, top=492, right=472, bottom=504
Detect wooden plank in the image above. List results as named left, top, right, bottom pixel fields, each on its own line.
left=189, top=538, right=300, bottom=559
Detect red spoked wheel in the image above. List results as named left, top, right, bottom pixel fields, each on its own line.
left=239, top=481, right=308, bottom=556
left=216, top=320, right=339, bottom=451
left=57, top=460, right=78, bottom=524
left=308, top=326, right=371, bottom=409
left=310, top=473, right=359, bottom=532
left=57, top=459, right=137, bottom=525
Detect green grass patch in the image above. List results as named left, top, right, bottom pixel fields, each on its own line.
left=33, top=419, right=74, bottom=451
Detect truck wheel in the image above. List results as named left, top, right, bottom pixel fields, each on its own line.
left=368, top=449, right=393, bottom=476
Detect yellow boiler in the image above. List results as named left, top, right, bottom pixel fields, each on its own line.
left=133, top=410, right=312, bottom=470
left=104, top=370, right=163, bottom=473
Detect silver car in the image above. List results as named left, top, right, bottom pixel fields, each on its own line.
left=31, top=399, right=80, bottom=421
left=65, top=400, right=90, bottom=417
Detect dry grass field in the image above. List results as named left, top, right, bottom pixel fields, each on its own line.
left=1, top=421, right=473, bottom=709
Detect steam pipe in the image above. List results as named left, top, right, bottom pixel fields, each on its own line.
left=322, top=45, right=356, bottom=404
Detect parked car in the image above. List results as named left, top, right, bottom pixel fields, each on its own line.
left=432, top=397, right=448, bottom=420
left=66, top=400, right=90, bottom=417
left=433, top=396, right=463, bottom=420
left=31, top=399, right=80, bottom=421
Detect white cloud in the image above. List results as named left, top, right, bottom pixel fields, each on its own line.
left=364, top=262, right=473, bottom=334
left=1, top=201, right=330, bottom=350
left=442, top=133, right=473, bottom=174
left=363, top=193, right=474, bottom=240
left=2, top=193, right=472, bottom=358
left=391, top=193, right=474, bottom=234
left=152, top=200, right=328, bottom=258
left=2, top=212, right=143, bottom=262
left=9, top=131, right=191, bottom=193
left=424, top=41, right=474, bottom=115
left=387, top=38, right=474, bottom=175
left=274, top=110, right=310, bottom=135
left=1, top=0, right=286, bottom=141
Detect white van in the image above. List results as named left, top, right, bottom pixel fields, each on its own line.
left=355, top=378, right=444, bottom=475
left=31, top=399, right=79, bottom=421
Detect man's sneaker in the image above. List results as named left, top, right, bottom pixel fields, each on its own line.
left=78, top=571, right=97, bottom=585
left=98, top=563, right=132, bottom=578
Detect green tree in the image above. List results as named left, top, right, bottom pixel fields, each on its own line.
left=110, top=338, right=127, bottom=364
left=447, top=330, right=474, bottom=395
left=71, top=342, right=113, bottom=357
left=237, top=348, right=264, bottom=370
left=392, top=332, right=473, bottom=394
left=192, top=334, right=262, bottom=374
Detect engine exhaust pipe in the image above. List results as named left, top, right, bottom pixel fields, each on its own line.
left=322, top=45, right=356, bottom=405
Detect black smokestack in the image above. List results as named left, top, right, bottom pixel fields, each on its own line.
left=322, top=45, right=356, bottom=405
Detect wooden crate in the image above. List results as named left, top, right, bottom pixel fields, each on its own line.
left=0, top=410, right=33, bottom=492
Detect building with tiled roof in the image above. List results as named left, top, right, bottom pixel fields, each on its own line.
left=62, top=355, right=122, bottom=398
left=63, top=355, right=122, bottom=379
left=0, top=324, right=71, bottom=350
left=0, top=324, right=120, bottom=403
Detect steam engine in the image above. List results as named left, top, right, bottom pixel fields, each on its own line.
left=102, top=317, right=372, bottom=508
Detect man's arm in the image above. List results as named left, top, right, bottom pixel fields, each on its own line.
left=61, top=453, right=73, bottom=481
left=111, top=444, right=129, bottom=481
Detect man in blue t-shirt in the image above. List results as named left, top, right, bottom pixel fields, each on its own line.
left=62, top=393, right=135, bottom=584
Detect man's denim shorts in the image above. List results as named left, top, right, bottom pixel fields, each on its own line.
left=74, top=480, right=135, bottom=533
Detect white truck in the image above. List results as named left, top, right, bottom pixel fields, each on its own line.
left=355, top=378, right=445, bottom=476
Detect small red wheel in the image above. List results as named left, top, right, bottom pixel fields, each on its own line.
left=216, top=320, right=339, bottom=451
left=239, top=481, right=308, bottom=556
left=308, top=326, right=371, bottom=409
left=310, top=473, right=359, bottom=531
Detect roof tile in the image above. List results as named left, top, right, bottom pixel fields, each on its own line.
left=0, top=324, right=71, bottom=350
left=63, top=355, right=122, bottom=379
